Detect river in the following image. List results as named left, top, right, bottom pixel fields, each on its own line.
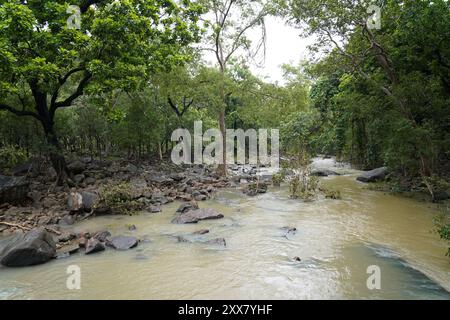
left=0, top=158, right=449, bottom=299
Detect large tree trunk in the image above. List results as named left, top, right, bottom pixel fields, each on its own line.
left=42, top=118, right=71, bottom=186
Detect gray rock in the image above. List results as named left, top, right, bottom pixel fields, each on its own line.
left=73, top=174, right=85, bottom=184
left=0, top=228, right=56, bottom=267
left=356, top=167, right=388, bottom=183
left=57, top=232, right=77, bottom=242
left=176, top=202, right=197, bottom=213
left=93, top=230, right=111, bottom=242
left=67, top=160, right=86, bottom=174
left=171, top=208, right=224, bottom=224
left=123, top=163, right=138, bottom=173
left=84, top=177, right=96, bottom=185
left=310, top=169, right=339, bottom=177
left=433, top=191, right=450, bottom=202
left=151, top=192, right=168, bottom=204
left=85, top=238, right=105, bottom=254
left=170, top=173, right=185, bottom=181
left=147, top=174, right=174, bottom=185
left=58, top=214, right=75, bottom=226
left=67, top=192, right=98, bottom=211
left=148, top=205, right=161, bottom=213
left=194, top=194, right=207, bottom=201
left=81, top=191, right=98, bottom=210
left=0, top=175, right=29, bottom=204
left=106, top=235, right=139, bottom=250
left=12, top=159, right=39, bottom=176
left=55, top=244, right=80, bottom=259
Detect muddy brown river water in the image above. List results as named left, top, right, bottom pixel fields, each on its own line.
left=0, top=159, right=449, bottom=299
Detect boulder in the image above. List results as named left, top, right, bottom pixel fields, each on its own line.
left=67, top=160, right=86, bottom=174
left=356, top=167, right=388, bottom=183
left=93, top=230, right=111, bottom=242
left=73, top=174, right=85, bottom=184
left=0, top=175, right=29, bottom=204
left=81, top=192, right=98, bottom=211
left=176, top=202, right=198, bottom=213
left=58, top=214, right=75, bottom=226
left=123, top=163, right=138, bottom=173
left=171, top=208, right=224, bottom=224
left=84, top=177, right=96, bottom=185
left=78, top=236, right=87, bottom=248
left=194, top=194, right=208, bottom=201
left=151, top=192, right=168, bottom=204
left=147, top=174, right=174, bottom=185
left=310, top=169, right=339, bottom=177
left=0, top=228, right=56, bottom=267
left=433, top=191, right=450, bottom=202
left=170, top=173, right=185, bottom=182
left=106, top=235, right=139, bottom=250
left=67, top=191, right=98, bottom=211
left=12, top=158, right=40, bottom=176
left=85, top=238, right=105, bottom=254
left=57, top=232, right=77, bottom=243
left=129, top=178, right=150, bottom=199
left=55, top=244, right=80, bottom=259
left=148, top=205, right=161, bottom=213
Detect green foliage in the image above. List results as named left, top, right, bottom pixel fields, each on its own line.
left=0, top=145, right=27, bottom=172
left=98, top=182, right=141, bottom=215
left=272, top=172, right=284, bottom=186
left=285, top=0, right=450, bottom=180
left=287, top=150, right=319, bottom=201
left=434, top=206, right=450, bottom=258
left=0, top=0, right=204, bottom=154
left=289, top=173, right=319, bottom=201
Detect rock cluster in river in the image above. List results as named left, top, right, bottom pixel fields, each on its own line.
left=0, top=157, right=237, bottom=266
left=0, top=158, right=230, bottom=237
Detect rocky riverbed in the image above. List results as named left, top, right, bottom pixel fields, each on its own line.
left=0, top=157, right=277, bottom=267
left=0, top=155, right=412, bottom=268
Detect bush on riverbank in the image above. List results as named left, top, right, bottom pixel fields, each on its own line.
left=434, top=206, right=450, bottom=259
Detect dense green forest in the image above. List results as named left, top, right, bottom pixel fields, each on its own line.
left=0, top=1, right=449, bottom=254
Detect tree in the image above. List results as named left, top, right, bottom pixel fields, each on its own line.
left=0, top=0, right=203, bottom=183
left=200, top=0, right=272, bottom=175
left=284, top=0, right=450, bottom=198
